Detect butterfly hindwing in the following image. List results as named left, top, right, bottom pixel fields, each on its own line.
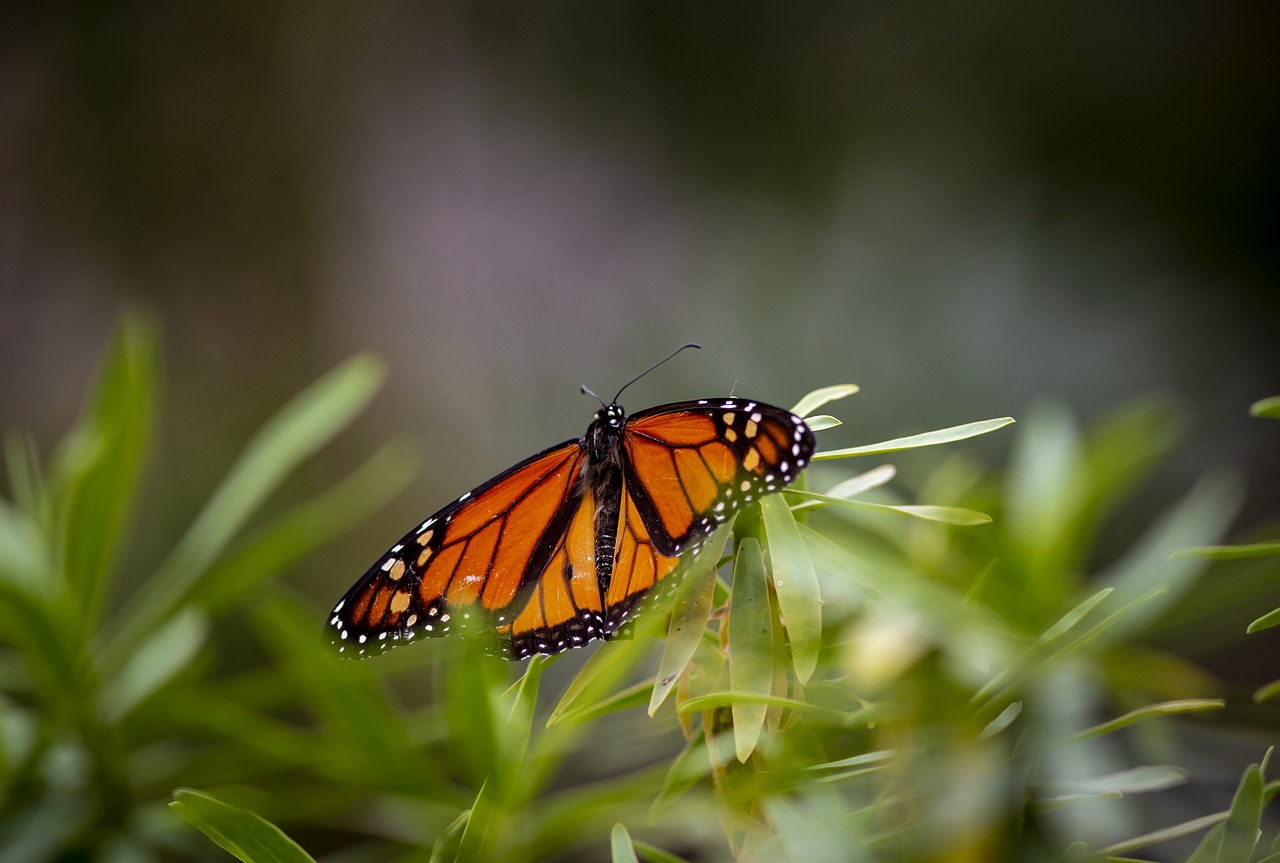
left=621, top=398, right=815, bottom=556
left=600, top=478, right=683, bottom=637
left=327, top=439, right=586, bottom=656
left=498, top=484, right=611, bottom=658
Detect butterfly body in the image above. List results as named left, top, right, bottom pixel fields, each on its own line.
left=328, top=398, right=814, bottom=660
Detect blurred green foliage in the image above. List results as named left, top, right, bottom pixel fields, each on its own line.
left=2, top=317, right=1278, bottom=863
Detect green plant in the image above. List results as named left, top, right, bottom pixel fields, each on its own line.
left=0, top=314, right=415, bottom=859
left=5, top=317, right=1276, bottom=863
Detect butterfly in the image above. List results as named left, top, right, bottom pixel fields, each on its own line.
left=326, top=351, right=816, bottom=660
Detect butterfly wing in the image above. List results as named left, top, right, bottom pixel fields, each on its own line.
left=327, top=438, right=589, bottom=657
left=599, top=478, right=683, bottom=636
left=496, top=480, right=625, bottom=658
left=622, top=398, right=815, bottom=556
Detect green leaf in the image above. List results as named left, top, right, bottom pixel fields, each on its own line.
left=611, top=823, right=640, bottom=863
left=1175, top=543, right=1280, bottom=562
left=193, top=440, right=418, bottom=617
left=728, top=538, right=773, bottom=762
left=443, top=639, right=503, bottom=787
left=1250, top=396, right=1280, bottom=419
left=548, top=617, right=659, bottom=727
left=1066, top=700, right=1224, bottom=742
left=812, top=417, right=1014, bottom=460
left=250, top=595, right=429, bottom=793
left=106, top=354, right=384, bottom=669
left=803, top=415, right=842, bottom=431
left=1095, top=474, right=1241, bottom=641
left=53, top=313, right=159, bottom=637
left=4, top=430, right=43, bottom=518
left=632, top=838, right=694, bottom=863
left=650, top=523, right=731, bottom=715
left=1253, top=678, right=1280, bottom=704
left=499, top=655, right=545, bottom=778
left=679, top=691, right=864, bottom=722
left=1246, top=607, right=1280, bottom=634
left=825, top=465, right=897, bottom=498
left=169, top=788, right=316, bottom=863
left=104, top=607, right=209, bottom=720
left=788, top=466, right=896, bottom=514
left=1218, top=759, right=1265, bottom=863
left=791, top=384, right=860, bottom=418
left=651, top=729, right=713, bottom=817
left=1098, top=812, right=1229, bottom=857
left=556, top=680, right=652, bottom=726
left=428, top=810, right=471, bottom=863
left=1045, top=765, right=1189, bottom=797
left=760, top=496, right=821, bottom=684
left=980, top=701, right=1023, bottom=738
left=456, top=778, right=501, bottom=863
left=1040, top=588, right=1114, bottom=642
left=784, top=489, right=991, bottom=525
left=0, top=498, right=47, bottom=590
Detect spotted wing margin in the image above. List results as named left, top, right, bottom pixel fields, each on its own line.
left=326, top=439, right=586, bottom=657
left=622, top=398, right=815, bottom=557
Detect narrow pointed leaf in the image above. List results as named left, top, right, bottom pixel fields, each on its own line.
left=1219, top=761, right=1264, bottom=863
left=611, top=824, right=639, bottom=863
left=650, top=523, right=731, bottom=714
left=632, top=839, right=694, bottom=863
left=1096, top=474, right=1240, bottom=641
left=55, top=314, right=159, bottom=635
left=170, top=788, right=316, bottom=863
left=785, top=489, right=991, bottom=525
left=791, top=384, right=860, bottom=418
left=428, top=810, right=471, bottom=863
left=790, top=466, right=896, bottom=513
left=760, top=496, right=821, bottom=683
left=813, top=417, right=1015, bottom=460
left=1250, top=396, right=1280, bottom=419
left=107, top=354, right=384, bottom=667
left=193, top=440, right=418, bottom=616
left=1067, top=700, right=1224, bottom=742
left=1098, top=813, right=1228, bottom=857
left=803, top=415, right=842, bottom=431
left=728, top=539, right=773, bottom=762
left=548, top=609, right=663, bottom=727
left=1040, top=588, right=1114, bottom=642
left=1253, top=679, right=1280, bottom=704
left=1175, top=542, right=1280, bottom=561
left=105, top=608, right=209, bottom=720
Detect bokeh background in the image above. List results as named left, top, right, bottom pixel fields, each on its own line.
left=4, top=1, right=1280, bottom=679
left=3, top=4, right=1280, bottom=860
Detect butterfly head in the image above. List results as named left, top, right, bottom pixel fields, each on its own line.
left=597, top=402, right=626, bottom=428
left=584, top=402, right=627, bottom=464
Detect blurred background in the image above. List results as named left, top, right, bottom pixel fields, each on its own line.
left=2, top=4, right=1280, bottom=860
left=4, top=2, right=1278, bottom=538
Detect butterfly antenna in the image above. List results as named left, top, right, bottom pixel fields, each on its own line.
left=611, top=342, right=701, bottom=404
left=580, top=385, right=607, bottom=408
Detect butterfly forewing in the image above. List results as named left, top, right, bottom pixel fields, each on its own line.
left=622, top=398, right=815, bottom=556
left=327, top=440, right=585, bottom=656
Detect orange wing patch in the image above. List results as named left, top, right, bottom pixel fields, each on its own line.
left=498, top=488, right=607, bottom=657
left=602, top=483, right=682, bottom=634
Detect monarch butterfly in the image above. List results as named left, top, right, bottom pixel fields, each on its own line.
left=326, top=347, right=815, bottom=660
